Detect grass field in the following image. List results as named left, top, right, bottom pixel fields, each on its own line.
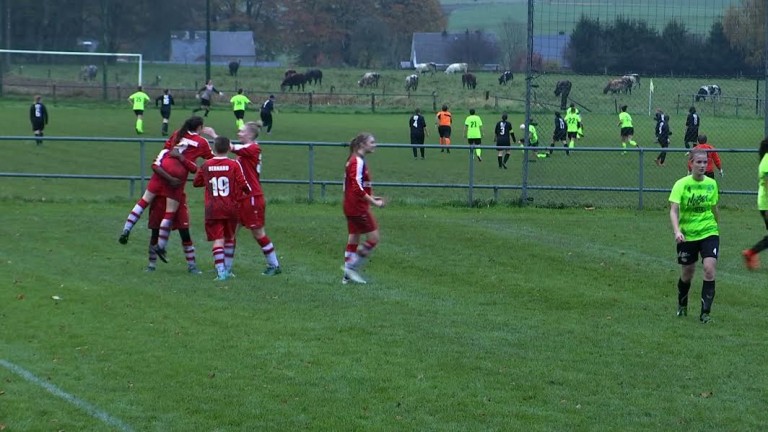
left=2, top=66, right=768, bottom=429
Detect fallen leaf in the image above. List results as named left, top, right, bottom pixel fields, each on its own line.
left=700, top=391, right=713, bottom=398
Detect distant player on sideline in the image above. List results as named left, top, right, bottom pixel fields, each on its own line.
left=741, top=137, right=768, bottom=270
left=436, top=104, right=452, bottom=153
left=193, top=136, right=251, bottom=281
left=654, top=111, right=672, bottom=166
left=229, top=121, right=283, bottom=276
left=409, top=108, right=428, bottom=159
left=549, top=111, right=567, bottom=156
left=618, top=105, right=637, bottom=154
left=342, top=133, right=385, bottom=284
left=464, top=108, right=484, bottom=161
left=128, top=86, right=151, bottom=134
left=230, top=88, right=252, bottom=130
left=193, top=79, right=223, bottom=117
left=29, top=95, right=48, bottom=146
left=260, top=94, right=276, bottom=134
left=668, top=149, right=720, bottom=323
left=155, top=89, right=174, bottom=136
left=493, top=113, right=515, bottom=168
left=684, top=106, right=700, bottom=149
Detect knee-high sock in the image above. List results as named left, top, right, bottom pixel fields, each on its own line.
left=224, top=240, right=236, bottom=271
left=161, top=122, right=168, bottom=135
left=344, top=243, right=358, bottom=267
left=503, top=153, right=510, bottom=164
left=348, top=240, right=378, bottom=270
left=182, top=240, right=196, bottom=267
left=677, top=278, right=691, bottom=307
left=257, top=235, right=279, bottom=267
left=148, top=233, right=159, bottom=268
left=123, top=198, right=149, bottom=232
left=701, top=280, right=715, bottom=314
left=213, top=246, right=226, bottom=274
left=751, top=235, right=768, bottom=254
left=136, top=118, right=144, bottom=133
left=156, top=212, right=175, bottom=249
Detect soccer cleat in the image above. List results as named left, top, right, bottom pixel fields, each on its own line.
left=342, top=275, right=350, bottom=285
left=153, top=245, right=168, bottom=263
left=118, top=229, right=130, bottom=244
left=262, top=266, right=282, bottom=276
left=700, top=313, right=711, bottom=324
left=742, top=249, right=759, bottom=270
left=145, top=266, right=156, bottom=272
left=214, top=272, right=229, bottom=281
left=342, top=266, right=367, bottom=284
left=676, top=306, right=687, bottom=317
left=188, top=265, right=203, bottom=275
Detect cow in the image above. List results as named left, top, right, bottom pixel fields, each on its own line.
left=358, top=72, right=381, bottom=88
left=621, top=74, right=640, bottom=94
left=554, top=80, right=572, bottom=110
left=79, top=64, right=98, bottom=81
left=498, top=70, right=514, bottom=85
left=305, top=69, right=323, bottom=86
left=696, top=84, right=721, bottom=102
left=414, top=62, right=437, bottom=75
left=284, top=69, right=297, bottom=78
left=281, top=72, right=306, bottom=92
left=444, top=63, right=468, bottom=74
left=603, top=78, right=629, bottom=94
left=461, top=73, right=477, bottom=90
left=405, top=74, right=419, bottom=92
left=228, top=60, right=240, bottom=77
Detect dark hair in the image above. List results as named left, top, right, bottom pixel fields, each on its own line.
left=174, top=116, right=205, bottom=145
left=689, top=106, right=696, bottom=114
left=621, top=105, right=628, bottom=112
left=759, top=138, right=768, bottom=160
left=469, top=108, right=476, bottom=115
left=414, top=108, right=421, bottom=114
left=163, top=89, right=169, bottom=94
left=237, top=88, right=243, bottom=94
left=137, top=85, right=143, bottom=91
left=442, top=104, right=448, bottom=111
left=501, top=113, right=508, bottom=121
left=697, top=134, right=707, bottom=144
left=554, top=111, right=561, bottom=117
left=214, top=136, right=230, bottom=154
left=349, top=132, right=373, bottom=154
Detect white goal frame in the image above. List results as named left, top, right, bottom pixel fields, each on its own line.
left=0, top=49, right=143, bottom=85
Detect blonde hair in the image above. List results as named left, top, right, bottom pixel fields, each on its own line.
left=349, top=132, right=373, bottom=154
left=243, top=120, right=263, bottom=140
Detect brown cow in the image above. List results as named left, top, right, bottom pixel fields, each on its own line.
left=603, top=78, right=629, bottom=94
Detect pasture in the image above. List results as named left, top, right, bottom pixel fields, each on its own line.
left=2, top=64, right=768, bottom=429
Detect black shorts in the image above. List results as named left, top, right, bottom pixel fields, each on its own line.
left=410, top=133, right=425, bottom=145
left=677, top=235, right=719, bottom=265
left=133, top=110, right=144, bottom=116
left=567, top=131, right=578, bottom=139
left=658, top=137, right=670, bottom=147
left=553, top=130, right=566, bottom=141
left=31, top=120, right=45, bottom=131
left=200, top=99, right=211, bottom=107
left=468, top=138, right=481, bottom=145
left=234, top=110, right=245, bottom=120
left=438, top=126, right=452, bottom=138
left=621, top=127, right=634, bottom=137
left=160, top=109, right=171, bottom=119
left=496, top=138, right=511, bottom=148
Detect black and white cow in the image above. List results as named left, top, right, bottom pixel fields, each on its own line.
left=621, top=74, right=640, bottom=93
left=79, top=64, right=98, bottom=81
left=498, top=70, right=513, bottom=85
left=358, top=72, right=381, bottom=88
left=462, top=73, right=477, bottom=90
left=405, top=74, right=419, bottom=92
left=695, top=85, right=721, bottom=102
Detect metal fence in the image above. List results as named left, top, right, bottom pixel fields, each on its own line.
left=0, top=136, right=759, bottom=210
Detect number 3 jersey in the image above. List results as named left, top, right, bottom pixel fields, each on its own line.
left=193, top=156, right=251, bottom=220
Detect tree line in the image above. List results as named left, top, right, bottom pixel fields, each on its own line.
left=0, top=0, right=445, bottom=67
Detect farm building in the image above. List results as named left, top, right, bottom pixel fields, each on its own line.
left=410, top=31, right=500, bottom=69
left=169, top=31, right=256, bottom=65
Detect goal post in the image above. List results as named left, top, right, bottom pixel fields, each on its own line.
left=0, top=49, right=144, bottom=98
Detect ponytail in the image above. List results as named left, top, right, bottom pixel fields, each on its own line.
left=174, top=116, right=204, bottom=145
left=349, top=132, right=373, bottom=154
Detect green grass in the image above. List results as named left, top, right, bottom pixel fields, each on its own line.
left=3, top=201, right=768, bottom=431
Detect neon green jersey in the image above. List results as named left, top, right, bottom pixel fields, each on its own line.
left=129, top=92, right=150, bottom=110
left=758, top=154, right=768, bottom=210
left=230, top=94, right=251, bottom=111
left=464, top=115, right=483, bottom=139
left=564, top=112, right=579, bottom=132
left=619, top=112, right=633, bottom=128
left=669, top=175, right=719, bottom=241
left=529, top=124, right=538, bottom=144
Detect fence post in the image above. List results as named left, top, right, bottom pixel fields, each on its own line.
left=371, top=93, right=375, bottom=113
left=309, top=92, right=313, bottom=112
left=139, top=139, right=146, bottom=195
left=308, top=143, right=315, bottom=202
left=637, top=148, right=644, bottom=210
left=521, top=147, right=530, bottom=204
left=116, top=84, right=121, bottom=101
left=468, top=146, right=475, bottom=206
left=432, top=91, right=437, bottom=112
left=52, top=84, right=57, bottom=104
left=494, top=96, right=498, bottom=109
left=736, top=97, right=740, bottom=116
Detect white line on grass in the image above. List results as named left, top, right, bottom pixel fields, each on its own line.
left=0, top=359, right=134, bottom=432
